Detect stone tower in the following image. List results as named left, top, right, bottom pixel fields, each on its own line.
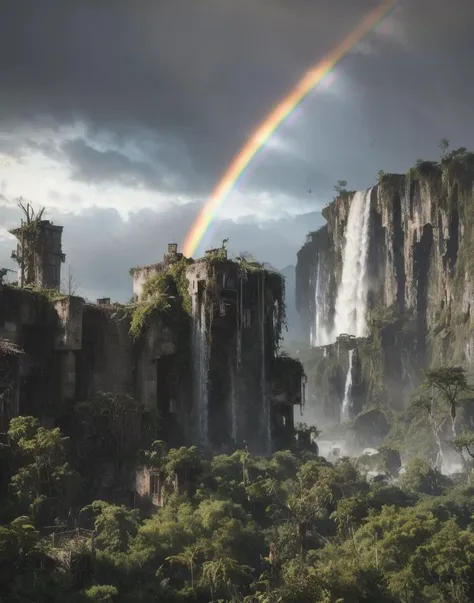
left=10, top=219, right=65, bottom=290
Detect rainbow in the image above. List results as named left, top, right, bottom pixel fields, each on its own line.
left=183, top=0, right=398, bottom=258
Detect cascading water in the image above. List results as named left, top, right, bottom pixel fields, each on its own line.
left=228, top=357, right=237, bottom=444
left=192, top=293, right=209, bottom=448
left=230, top=273, right=243, bottom=444
left=341, top=349, right=354, bottom=422
left=311, top=254, right=329, bottom=347
left=333, top=189, right=372, bottom=338
left=260, top=272, right=271, bottom=454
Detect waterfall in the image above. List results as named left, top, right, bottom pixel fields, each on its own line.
left=229, top=356, right=237, bottom=444
left=311, top=254, right=329, bottom=347
left=231, top=273, right=243, bottom=444
left=341, top=349, right=354, bottom=422
left=260, top=272, right=271, bottom=453
left=192, top=293, right=209, bottom=448
left=333, top=189, right=372, bottom=338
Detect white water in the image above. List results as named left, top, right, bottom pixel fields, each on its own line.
left=230, top=274, right=243, bottom=444
left=333, top=189, right=372, bottom=338
left=229, top=358, right=237, bottom=444
left=311, top=254, right=330, bottom=347
left=341, top=349, right=354, bottom=422
left=260, top=272, right=271, bottom=454
left=192, top=295, right=209, bottom=448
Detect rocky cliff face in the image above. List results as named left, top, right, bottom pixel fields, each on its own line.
left=296, top=151, right=474, bottom=428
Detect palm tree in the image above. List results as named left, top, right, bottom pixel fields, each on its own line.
left=166, top=542, right=206, bottom=588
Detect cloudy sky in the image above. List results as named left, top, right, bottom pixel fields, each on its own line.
left=0, top=0, right=473, bottom=302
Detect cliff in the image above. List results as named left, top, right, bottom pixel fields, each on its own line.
left=295, top=149, right=474, bottom=432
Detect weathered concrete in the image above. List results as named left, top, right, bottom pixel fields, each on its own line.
left=10, top=219, right=65, bottom=290
left=0, top=243, right=305, bottom=457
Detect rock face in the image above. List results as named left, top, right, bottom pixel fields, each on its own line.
left=296, top=153, right=474, bottom=424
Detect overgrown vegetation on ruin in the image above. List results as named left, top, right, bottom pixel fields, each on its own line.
left=23, top=284, right=67, bottom=302
left=200, top=250, right=287, bottom=352
left=8, top=199, right=46, bottom=241
left=129, top=257, right=192, bottom=338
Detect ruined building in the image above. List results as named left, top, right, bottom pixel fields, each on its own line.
left=10, top=216, right=65, bottom=290
left=0, top=222, right=305, bottom=460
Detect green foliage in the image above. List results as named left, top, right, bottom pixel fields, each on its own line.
left=23, top=284, right=67, bottom=302
left=129, top=257, right=192, bottom=338
left=84, top=584, right=119, bottom=602
left=75, top=392, right=158, bottom=472
left=5, top=414, right=474, bottom=602
left=439, top=137, right=450, bottom=159
left=334, top=180, right=348, bottom=195
left=81, top=501, right=140, bottom=554
left=7, top=416, right=81, bottom=522
left=410, top=367, right=471, bottom=436
left=453, top=430, right=474, bottom=459
left=400, top=458, right=453, bottom=496
left=233, top=258, right=287, bottom=351
left=8, top=200, right=46, bottom=242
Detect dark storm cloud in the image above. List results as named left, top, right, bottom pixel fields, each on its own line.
left=62, top=139, right=162, bottom=189
left=0, top=199, right=322, bottom=302
left=1, top=0, right=474, bottom=201
left=0, top=0, right=412, bottom=198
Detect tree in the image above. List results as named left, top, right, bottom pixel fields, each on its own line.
left=294, top=422, right=320, bottom=453
left=8, top=200, right=47, bottom=287
left=201, top=555, right=252, bottom=601
left=84, top=585, right=119, bottom=602
left=62, top=264, right=79, bottom=296
left=334, top=180, right=348, bottom=195
left=75, top=392, right=158, bottom=472
left=424, top=367, right=470, bottom=435
left=331, top=495, right=367, bottom=545
left=166, top=542, right=207, bottom=588
left=266, top=460, right=333, bottom=556
left=0, top=516, right=41, bottom=591
left=400, top=458, right=452, bottom=496
left=16, top=198, right=45, bottom=224
left=80, top=501, right=140, bottom=554
left=439, top=138, right=450, bottom=159
left=8, top=416, right=81, bottom=523
left=453, top=430, right=474, bottom=459
left=409, top=367, right=471, bottom=466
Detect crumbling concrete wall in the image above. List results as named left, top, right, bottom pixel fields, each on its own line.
left=0, top=286, right=60, bottom=420
left=270, top=356, right=305, bottom=449
left=0, top=250, right=303, bottom=457
left=131, top=263, right=163, bottom=302
left=76, top=304, right=134, bottom=400
left=184, top=257, right=294, bottom=454
left=10, top=220, right=65, bottom=290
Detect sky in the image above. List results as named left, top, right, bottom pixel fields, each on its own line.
left=0, top=0, right=473, bottom=302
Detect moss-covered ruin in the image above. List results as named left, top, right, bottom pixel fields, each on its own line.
left=1, top=216, right=303, bottom=459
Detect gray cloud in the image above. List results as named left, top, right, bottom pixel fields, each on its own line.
left=1, top=0, right=474, bottom=291
left=62, top=139, right=164, bottom=189
left=1, top=0, right=473, bottom=338
left=3, top=0, right=472, bottom=201
left=0, top=200, right=322, bottom=302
